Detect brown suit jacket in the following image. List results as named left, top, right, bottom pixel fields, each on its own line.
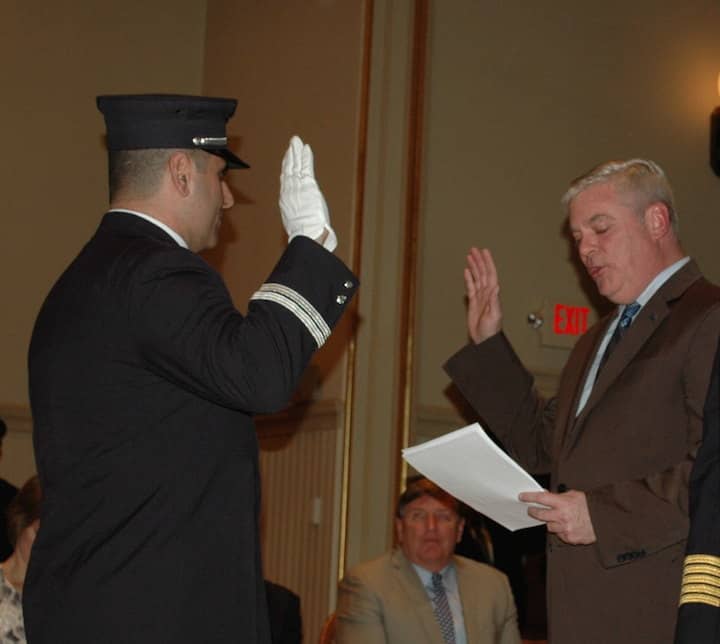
left=335, top=549, right=520, bottom=644
left=445, top=260, right=720, bottom=644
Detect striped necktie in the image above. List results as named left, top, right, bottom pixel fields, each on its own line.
left=599, top=301, right=641, bottom=370
left=431, top=572, right=456, bottom=644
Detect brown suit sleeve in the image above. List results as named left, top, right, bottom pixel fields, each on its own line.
left=444, top=332, right=556, bottom=474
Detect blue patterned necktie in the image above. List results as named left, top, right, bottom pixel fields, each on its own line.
left=600, top=301, right=641, bottom=370
left=431, top=572, right=456, bottom=644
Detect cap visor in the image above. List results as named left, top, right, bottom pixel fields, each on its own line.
left=212, top=149, right=249, bottom=169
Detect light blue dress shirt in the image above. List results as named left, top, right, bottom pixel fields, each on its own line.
left=412, top=562, right=467, bottom=644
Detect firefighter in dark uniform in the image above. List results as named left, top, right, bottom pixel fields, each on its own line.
left=24, top=94, right=357, bottom=644
left=675, top=340, right=720, bottom=643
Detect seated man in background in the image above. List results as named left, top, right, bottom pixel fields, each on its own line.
left=336, top=477, right=520, bottom=644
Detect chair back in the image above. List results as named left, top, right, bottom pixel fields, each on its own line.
left=318, top=612, right=336, bottom=644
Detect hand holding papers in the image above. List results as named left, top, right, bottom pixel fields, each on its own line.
left=402, top=422, right=546, bottom=531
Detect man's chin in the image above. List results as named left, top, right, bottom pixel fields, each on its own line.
left=204, top=234, right=219, bottom=251
left=419, top=545, right=446, bottom=559
left=595, top=280, right=614, bottom=300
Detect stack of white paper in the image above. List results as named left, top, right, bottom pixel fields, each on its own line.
left=402, top=422, right=545, bottom=531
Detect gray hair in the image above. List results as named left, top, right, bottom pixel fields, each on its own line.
left=561, top=159, right=678, bottom=234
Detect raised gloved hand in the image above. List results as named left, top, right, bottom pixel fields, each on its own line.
left=279, top=135, right=337, bottom=252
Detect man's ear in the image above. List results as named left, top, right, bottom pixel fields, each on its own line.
left=455, top=517, right=466, bottom=544
left=395, top=517, right=404, bottom=546
left=644, top=202, right=672, bottom=240
left=168, top=151, right=193, bottom=197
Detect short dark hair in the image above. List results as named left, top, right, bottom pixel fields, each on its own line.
left=0, top=417, right=6, bottom=441
left=108, top=148, right=208, bottom=202
left=108, top=149, right=171, bottom=202
left=395, top=476, right=460, bottom=518
left=6, top=475, right=42, bottom=548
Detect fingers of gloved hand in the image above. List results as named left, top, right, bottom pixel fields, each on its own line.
left=280, top=137, right=301, bottom=206
left=281, top=136, right=301, bottom=177
left=301, top=142, right=314, bottom=178
left=291, top=136, right=304, bottom=174
left=280, top=150, right=290, bottom=179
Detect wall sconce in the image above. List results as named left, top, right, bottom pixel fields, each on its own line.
left=712, top=73, right=720, bottom=177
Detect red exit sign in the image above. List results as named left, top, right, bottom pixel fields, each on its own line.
left=554, top=304, right=590, bottom=335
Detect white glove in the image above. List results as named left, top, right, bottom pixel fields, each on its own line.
left=279, top=135, right=337, bottom=252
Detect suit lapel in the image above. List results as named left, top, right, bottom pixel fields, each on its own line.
left=455, top=556, right=479, bottom=643
left=556, top=318, right=612, bottom=450
left=582, top=298, right=667, bottom=411
left=566, top=261, right=702, bottom=446
left=391, top=549, right=444, bottom=644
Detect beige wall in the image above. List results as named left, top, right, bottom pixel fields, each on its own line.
left=202, top=0, right=365, bottom=404
left=202, top=2, right=368, bottom=640
left=0, top=1, right=208, bottom=485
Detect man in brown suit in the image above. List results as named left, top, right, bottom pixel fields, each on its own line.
left=444, top=159, right=720, bottom=644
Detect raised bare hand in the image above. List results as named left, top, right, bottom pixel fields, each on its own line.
left=464, top=247, right=502, bottom=343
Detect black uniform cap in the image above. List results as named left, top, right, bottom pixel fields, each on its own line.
left=96, top=94, right=249, bottom=169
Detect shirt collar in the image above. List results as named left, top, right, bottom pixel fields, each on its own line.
left=632, top=256, right=690, bottom=308
left=411, top=560, right=455, bottom=588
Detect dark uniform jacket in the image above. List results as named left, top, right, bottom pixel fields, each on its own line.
left=445, top=261, right=720, bottom=644
left=24, top=212, right=357, bottom=643
left=675, top=340, right=720, bottom=643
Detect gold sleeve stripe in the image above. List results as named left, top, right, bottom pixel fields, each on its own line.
left=682, top=574, right=720, bottom=587
left=679, top=592, right=720, bottom=608
left=685, top=555, right=720, bottom=568
left=679, top=555, right=720, bottom=607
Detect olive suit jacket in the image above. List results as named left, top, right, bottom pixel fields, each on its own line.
left=25, top=212, right=357, bottom=644
left=335, top=549, right=520, bottom=644
left=445, top=260, right=720, bottom=644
